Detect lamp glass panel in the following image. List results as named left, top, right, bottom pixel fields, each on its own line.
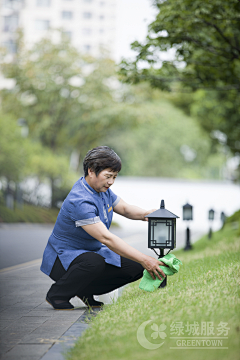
left=183, top=208, right=192, bottom=220
left=150, top=219, right=173, bottom=248
left=209, top=210, right=214, bottom=220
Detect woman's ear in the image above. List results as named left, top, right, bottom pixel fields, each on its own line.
left=88, top=168, right=94, bottom=177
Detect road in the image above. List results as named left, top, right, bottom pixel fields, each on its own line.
left=0, top=223, right=204, bottom=270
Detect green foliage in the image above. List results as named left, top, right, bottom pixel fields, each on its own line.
left=25, top=142, right=74, bottom=183
left=0, top=30, right=138, bottom=156
left=119, top=0, right=240, bottom=158
left=25, top=143, right=77, bottom=207
left=106, top=89, right=225, bottom=178
left=67, top=221, right=240, bottom=360
left=226, top=209, right=240, bottom=224
left=0, top=112, right=76, bottom=207
left=0, top=109, right=75, bottom=189
left=225, top=209, right=240, bottom=235
left=0, top=112, right=30, bottom=182
left=0, top=30, right=143, bottom=206
left=169, top=89, right=240, bottom=157
left=120, top=0, right=240, bottom=91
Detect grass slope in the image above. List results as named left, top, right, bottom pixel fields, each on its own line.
left=67, top=222, right=240, bottom=360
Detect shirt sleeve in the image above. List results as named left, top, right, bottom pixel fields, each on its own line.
left=109, top=189, right=121, bottom=208
left=71, top=200, right=101, bottom=227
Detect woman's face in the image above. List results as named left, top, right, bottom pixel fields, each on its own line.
left=87, top=168, right=118, bottom=193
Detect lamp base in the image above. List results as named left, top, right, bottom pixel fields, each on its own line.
left=159, top=276, right=167, bottom=288
left=208, top=227, right=212, bottom=239
left=184, top=227, right=192, bottom=251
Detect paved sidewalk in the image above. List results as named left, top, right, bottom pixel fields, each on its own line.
left=0, top=260, right=89, bottom=360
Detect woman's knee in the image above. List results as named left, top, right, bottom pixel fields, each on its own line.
left=131, top=262, right=144, bottom=281
left=121, top=258, right=144, bottom=282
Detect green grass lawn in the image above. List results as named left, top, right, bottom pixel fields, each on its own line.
left=67, top=218, right=240, bottom=360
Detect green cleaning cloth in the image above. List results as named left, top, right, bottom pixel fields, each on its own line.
left=139, top=253, right=182, bottom=292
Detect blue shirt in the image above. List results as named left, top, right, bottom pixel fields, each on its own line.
left=40, top=177, right=121, bottom=276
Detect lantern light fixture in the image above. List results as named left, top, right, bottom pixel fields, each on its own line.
left=182, top=202, right=193, bottom=251
left=208, top=209, right=215, bottom=221
left=182, top=202, right=193, bottom=221
left=208, top=208, right=215, bottom=239
left=145, top=200, right=179, bottom=288
left=146, top=199, right=179, bottom=254
left=221, top=211, right=226, bottom=224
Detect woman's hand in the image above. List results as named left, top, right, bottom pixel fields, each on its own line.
left=141, top=256, right=167, bottom=280
left=143, top=209, right=157, bottom=221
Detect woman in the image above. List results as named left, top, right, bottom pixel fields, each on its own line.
left=41, top=146, right=166, bottom=309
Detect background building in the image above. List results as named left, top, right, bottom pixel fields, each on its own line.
left=0, top=0, right=117, bottom=58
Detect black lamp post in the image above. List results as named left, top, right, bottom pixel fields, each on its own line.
left=208, top=209, right=215, bottom=239
left=145, top=199, right=179, bottom=288
left=183, top=202, right=193, bottom=251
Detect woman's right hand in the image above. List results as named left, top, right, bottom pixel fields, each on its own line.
left=141, top=255, right=167, bottom=280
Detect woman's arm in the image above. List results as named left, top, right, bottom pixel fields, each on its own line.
left=113, top=198, right=156, bottom=221
left=82, top=221, right=166, bottom=280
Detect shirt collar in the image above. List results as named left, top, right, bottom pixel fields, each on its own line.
left=81, top=177, right=100, bottom=195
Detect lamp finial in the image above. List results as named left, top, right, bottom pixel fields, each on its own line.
left=160, top=200, right=165, bottom=209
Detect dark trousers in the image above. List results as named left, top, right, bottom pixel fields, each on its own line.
left=47, top=252, right=144, bottom=301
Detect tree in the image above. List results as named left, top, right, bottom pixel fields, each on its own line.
left=24, top=143, right=76, bottom=207
left=119, top=0, right=240, bottom=158
left=170, top=89, right=240, bottom=155
left=0, top=31, right=138, bottom=155
left=105, top=86, right=225, bottom=179
left=0, top=112, right=29, bottom=182
left=0, top=30, right=140, bottom=205
left=120, top=0, right=240, bottom=91
left=0, top=112, right=75, bottom=207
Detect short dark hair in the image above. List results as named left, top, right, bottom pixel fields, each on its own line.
left=83, top=146, right=122, bottom=177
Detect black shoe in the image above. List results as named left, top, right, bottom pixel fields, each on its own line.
left=77, top=295, right=104, bottom=308
left=46, top=295, right=74, bottom=310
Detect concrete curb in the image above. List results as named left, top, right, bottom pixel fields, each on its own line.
left=40, top=309, right=101, bottom=360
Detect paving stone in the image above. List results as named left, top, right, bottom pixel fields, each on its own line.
left=2, top=304, right=40, bottom=312
left=0, top=343, right=13, bottom=358
left=19, top=320, right=80, bottom=344
left=2, top=344, right=51, bottom=360
left=2, top=321, right=45, bottom=333
left=0, top=296, right=21, bottom=307
left=4, top=290, right=36, bottom=297
left=40, top=318, right=89, bottom=360
left=18, top=316, right=49, bottom=324
left=0, top=320, right=14, bottom=330
left=0, top=308, right=31, bottom=320
left=23, top=309, right=84, bottom=319
left=22, top=310, right=57, bottom=317
left=0, top=336, right=22, bottom=346
left=0, top=316, right=48, bottom=333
